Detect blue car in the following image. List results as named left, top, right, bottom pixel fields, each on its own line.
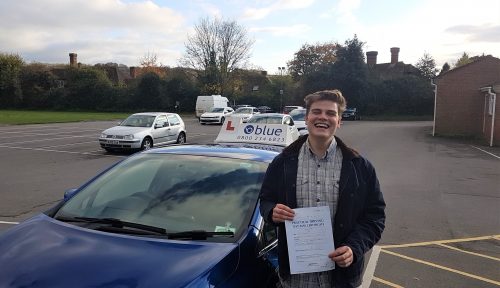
left=0, top=144, right=281, bottom=287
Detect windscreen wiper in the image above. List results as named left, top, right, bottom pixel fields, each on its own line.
left=166, top=230, right=234, bottom=240
left=55, top=216, right=167, bottom=236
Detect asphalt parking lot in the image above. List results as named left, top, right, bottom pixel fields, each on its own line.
left=0, top=118, right=498, bottom=287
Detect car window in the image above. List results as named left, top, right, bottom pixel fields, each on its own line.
left=290, top=109, right=306, bottom=121
left=167, top=115, right=180, bottom=126
left=55, top=154, right=268, bottom=240
left=284, top=116, right=293, bottom=126
left=156, top=115, right=168, bottom=127
left=210, top=107, right=224, bottom=113
left=121, top=115, right=156, bottom=127
left=235, top=108, right=252, bottom=114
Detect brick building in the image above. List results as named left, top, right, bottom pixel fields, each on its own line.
left=433, top=55, right=500, bottom=146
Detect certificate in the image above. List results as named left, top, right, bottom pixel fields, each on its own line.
left=285, top=206, right=335, bottom=274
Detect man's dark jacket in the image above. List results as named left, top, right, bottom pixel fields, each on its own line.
left=259, top=135, right=386, bottom=288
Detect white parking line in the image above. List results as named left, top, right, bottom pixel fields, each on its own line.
left=362, top=245, right=381, bottom=288
left=41, top=141, right=98, bottom=148
left=0, top=221, right=19, bottom=225
left=3, top=134, right=99, bottom=145
left=471, top=146, right=500, bottom=159
left=0, top=145, right=125, bottom=158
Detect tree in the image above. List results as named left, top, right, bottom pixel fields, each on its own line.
left=20, top=63, right=55, bottom=108
left=182, top=17, right=254, bottom=95
left=0, top=53, right=24, bottom=108
left=287, top=42, right=338, bottom=81
left=439, top=62, right=450, bottom=75
left=454, top=52, right=473, bottom=68
left=140, top=52, right=166, bottom=77
left=301, top=35, right=367, bottom=108
left=415, top=53, right=438, bottom=80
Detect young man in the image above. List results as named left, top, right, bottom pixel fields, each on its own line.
left=259, top=90, right=386, bottom=288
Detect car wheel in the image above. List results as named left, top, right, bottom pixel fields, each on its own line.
left=176, top=132, right=186, bottom=144
left=141, top=137, right=153, bottom=150
left=220, top=117, right=225, bottom=125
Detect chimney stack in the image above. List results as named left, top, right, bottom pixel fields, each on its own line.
left=366, top=51, right=378, bottom=66
left=69, top=53, right=77, bottom=68
left=130, top=67, right=137, bottom=78
left=390, top=47, right=400, bottom=64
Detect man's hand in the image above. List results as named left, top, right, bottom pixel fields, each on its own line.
left=329, top=246, right=353, bottom=267
left=272, top=204, right=295, bottom=223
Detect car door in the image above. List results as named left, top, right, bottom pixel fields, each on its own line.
left=256, top=220, right=279, bottom=287
left=151, top=115, right=169, bottom=145
left=166, top=114, right=181, bottom=143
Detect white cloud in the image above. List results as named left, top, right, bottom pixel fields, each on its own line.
left=242, top=0, right=315, bottom=20
left=0, top=0, right=187, bottom=66
left=250, top=24, right=311, bottom=37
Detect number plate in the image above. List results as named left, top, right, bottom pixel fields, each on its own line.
left=108, top=140, right=120, bottom=144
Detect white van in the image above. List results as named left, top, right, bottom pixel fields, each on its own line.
left=195, top=95, right=229, bottom=118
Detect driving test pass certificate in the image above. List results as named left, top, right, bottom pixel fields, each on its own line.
left=284, top=206, right=335, bottom=274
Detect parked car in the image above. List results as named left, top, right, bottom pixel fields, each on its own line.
left=247, top=113, right=300, bottom=140
left=232, top=106, right=260, bottom=123
left=257, top=106, right=274, bottom=113
left=99, top=112, right=186, bottom=152
left=289, top=108, right=308, bottom=135
left=199, top=107, right=234, bottom=125
left=0, top=125, right=296, bottom=288
left=233, top=104, right=252, bottom=110
left=283, top=105, right=303, bottom=114
left=342, top=108, right=360, bottom=120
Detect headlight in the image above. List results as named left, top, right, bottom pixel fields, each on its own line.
left=123, top=134, right=134, bottom=140
left=100, top=133, right=107, bottom=138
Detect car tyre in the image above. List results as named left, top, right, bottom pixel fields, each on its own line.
left=176, top=132, right=186, bottom=144
left=141, top=137, right=153, bottom=150
left=220, top=117, right=225, bottom=125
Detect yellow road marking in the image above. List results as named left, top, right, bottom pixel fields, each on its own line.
left=373, top=277, right=404, bottom=288
left=436, top=243, right=500, bottom=261
left=380, top=234, right=500, bottom=249
left=381, top=249, right=500, bottom=286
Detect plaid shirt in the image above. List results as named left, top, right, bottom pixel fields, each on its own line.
left=280, top=138, right=343, bottom=288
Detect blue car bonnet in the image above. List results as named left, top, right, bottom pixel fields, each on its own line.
left=0, top=214, right=238, bottom=288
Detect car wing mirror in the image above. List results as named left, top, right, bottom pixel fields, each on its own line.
left=63, top=188, right=78, bottom=200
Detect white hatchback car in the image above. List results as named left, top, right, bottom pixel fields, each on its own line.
left=99, top=112, right=186, bottom=151
left=199, top=107, right=234, bottom=125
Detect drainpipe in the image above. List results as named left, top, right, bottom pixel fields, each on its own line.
left=480, top=87, right=496, bottom=147
left=431, top=79, right=437, bottom=136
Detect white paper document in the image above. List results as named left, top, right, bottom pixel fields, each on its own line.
left=285, top=206, right=335, bottom=274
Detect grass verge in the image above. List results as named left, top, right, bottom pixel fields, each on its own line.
left=0, top=110, right=131, bottom=125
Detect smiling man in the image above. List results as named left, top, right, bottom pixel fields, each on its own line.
left=259, top=90, right=386, bottom=288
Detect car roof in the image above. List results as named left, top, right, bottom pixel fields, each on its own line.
left=132, top=112, right=177, bottom=116
left=142, top=143, right=279, bottom=162
left=251, top=112, right=286, bottom=117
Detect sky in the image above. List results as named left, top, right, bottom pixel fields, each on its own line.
left=1, top=0, right=499, bottom=75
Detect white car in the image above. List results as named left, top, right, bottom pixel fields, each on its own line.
left=289, top=108, right=308, bottom=135
left=99, top=112, right=186, bottom=152
left=199, top=107, right=234, bottom=125
left=232, top=107, right=260, bottom=123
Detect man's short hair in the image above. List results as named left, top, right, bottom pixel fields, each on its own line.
left=304, top=90, right=347, bottom=115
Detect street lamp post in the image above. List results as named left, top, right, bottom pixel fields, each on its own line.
left=278, top=67, right=285, bottom=113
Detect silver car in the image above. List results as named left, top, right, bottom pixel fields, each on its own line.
left=99, top=112, right=186, bottom=151
left=232, top=107, right=260, bottom=123
left=289, top=108, right=308, bottom=135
